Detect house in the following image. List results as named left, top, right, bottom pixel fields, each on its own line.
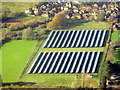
left=113, top=23, right=119, bottom=31
left=41, top=12, right=49, bottom=18
left=99, top=9, right=105, bottom=13
left=34, top=9, right=41, bottom=16
left=25, top=8, right=34, bottom=15
left=108, top=3, right=115, bottom=8
left=64, top=6, right=69, bottom=11
left=86, top=5, right=92, bottom=11
left=66, top=2, right=72, bottom=8
left=74, top=13, right=81, bottom=19
left=92, top=8, right=99, bottom=13
left=102, top=4, right=107, bottom=9
left=82, top=13, right=89, bottom=20
left=73, top=8, right=79, bottom=13
left=106, top=8, right=112, bottom=14
left=93, top=3, right=99, bottom=7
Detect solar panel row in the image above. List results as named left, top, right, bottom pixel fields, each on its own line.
left=43, top=30, right=107, bottom=48
left=28, top=51, right=102, bottom=74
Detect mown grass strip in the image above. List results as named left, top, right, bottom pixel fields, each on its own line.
left=40, top=47, right=104, bottom=52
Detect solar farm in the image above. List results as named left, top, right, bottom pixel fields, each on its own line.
left=27, top=30, right=108, bottom=74
left=44, top=30, right=108, bottom=48
left=19, top=29, right=109, bottom=87
left=28, top=51, right=102, bottom=74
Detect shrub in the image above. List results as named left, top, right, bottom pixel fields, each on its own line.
left=24, top=19, right=39, bottom=28
left=38, top=29, right=46, bottom=36
left=16, top=36, right=22, bottom=40
left=1, top=23, right=11, bottom=28
left=9, top=23, right=25, bottom=31
left=47, top=11, right=67, bottom=29
left=97, top=12, right=106, bottom=21
left=99, top=61, right=112, bottom=88
left=22, top=27, right=34, bottom=40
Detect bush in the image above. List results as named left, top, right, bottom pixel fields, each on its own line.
left=22, top=27, right=34, bottom=40
left=38, top=29, right=46, bottom=36
left=99, top=61, right=112, bottom=88
left=47, top=11, right=67, bottom=29
left=97, top=12, right=106, bottom=21
left=9, top=23, right=25, bottom=31
left=1, top=23, right=11, bottom=28
left=24, top=19, right=39, bottom=28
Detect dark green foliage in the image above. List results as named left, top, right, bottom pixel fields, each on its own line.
left=114, top=48, right=120, bottom=61
left=22, top=27, right=34, bottom=40
left=97, top=12, right=106, bottom=21
left=98, top=61, right=112, bottom=88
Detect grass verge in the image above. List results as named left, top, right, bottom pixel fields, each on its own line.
left=111, top=31, right=120, bottom=41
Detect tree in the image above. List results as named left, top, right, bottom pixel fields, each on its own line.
left=47, top=11, right=67, bottom=29
left=99, top=61, right=112, bottom=88
left=22, top=27, right=33, bottom=40
left=2, top=8, right=11, bottom=21
left=97, top=12, right=105, bottom=21
left=107, top=16, right=118, bottom=28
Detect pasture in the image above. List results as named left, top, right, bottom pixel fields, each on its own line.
left=57, top=20, right=109, bottom=30
left=2, top=2, right=38, bottom=12
left=111, top=31, right=120, bottom=41
left=2, top=40, right=36, bottom=82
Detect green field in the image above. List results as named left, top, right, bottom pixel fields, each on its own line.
left=111, top=31, right=120, bottom=41
left=2, top=40, right=36, bottom=82
left=20, top=73, right=81, bottom=87
left=2, top=2, right=38, bottom=12
left=57, top=20, right=109, bottom=31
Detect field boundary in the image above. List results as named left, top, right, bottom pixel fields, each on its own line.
left=19, top=35, right=48, bottom=80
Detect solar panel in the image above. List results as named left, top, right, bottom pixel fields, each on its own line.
left=38, top=52, right=51, bottom=73
left=90, top=30, right=98, bottom=47
left=43, top=31, right=54, bottom=48
left=81, top=51, right=90, bottom=73
left=71, top=31, right=80, bottom=47
left=47, top=31, right=58, bottom=48
left=100, top=30, right=106, bottom=47
left=57, top=31, right=67, bottom=47
left=28, top=51, right=102, bottom=74
left=44, top=30, right=108, bottom=48
left=80, top=30, right=89, bottom=47
left=75, top=52, right=86, bottom=73
left=52, top=31, right=62, bottom=48
left=43, top=52, right=56, bottom=73
left=95, top=30, right=102, bottom=47
left=33, top=52, right=46, bottom=73
left=86, top=51, right=95, bottom=73
left=62, top=31, right=71, bottom=47
left=76, top=30, right=84, bottom=47
left=92, top=51, right=100, bottom=73
left=65, top=52, right=76, bottom=73
left=59, top=52, right=71, bottom=73
left=54, top=52, right=66, bottom=73
left=66, top=31, right=76, bottom=47
left=85, top=30, right=93, bottom=47
left=70, top=52, right=80, bottom=73
left=49, top=52, right=61, bottom=73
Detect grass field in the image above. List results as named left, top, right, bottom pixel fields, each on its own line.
left=2, top=40, right=36, bottom=82
left=2, top=2, right=38, bottom=12
left=111, top=31, right=120, bottom=41
left=20, top=74, right=80, bottom=87
left=57, top=20, right=109, bottom=31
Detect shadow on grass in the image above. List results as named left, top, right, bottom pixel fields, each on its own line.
left=63, top=19, right=90, bottom=29
left=3, top=82, right=36, bottom=86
